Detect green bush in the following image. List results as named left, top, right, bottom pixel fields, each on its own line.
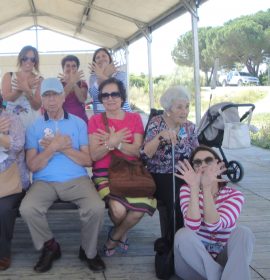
left=251, top=124, right=270, bottom=149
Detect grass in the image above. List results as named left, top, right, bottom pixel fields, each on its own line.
left=250, top=113, right=270, bottom=149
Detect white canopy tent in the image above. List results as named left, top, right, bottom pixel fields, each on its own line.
left=0, top=0, right=209, bottom=123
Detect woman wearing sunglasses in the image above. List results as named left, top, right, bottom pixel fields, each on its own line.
left=174, top=145, right=255, bottom=280
left=88, top=77, right=156, bottom=257
left=89, top=48, right=131, bottom=115
left=1, top=45, right=42, bottom=128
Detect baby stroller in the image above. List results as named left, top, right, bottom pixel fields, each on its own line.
left=197, top=102, right=255, bottom=183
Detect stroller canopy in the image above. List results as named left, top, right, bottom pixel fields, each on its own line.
left=197, top=102, right=240, bottom=143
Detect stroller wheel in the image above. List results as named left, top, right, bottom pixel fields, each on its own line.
left=226, top=160, right=244, bottom=183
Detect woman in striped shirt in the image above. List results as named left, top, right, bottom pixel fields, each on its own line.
left=174, top=145, right=255, bottom=280
left=89, top=48, right=132, bottom=115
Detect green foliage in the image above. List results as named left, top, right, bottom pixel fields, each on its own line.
left=129, top=66, right=195, bottom=112
left=251, top=124, right=270, bottom=149
left=129, top=73, right=146, bottom=88
left=172, top=9, right=270, bottom=84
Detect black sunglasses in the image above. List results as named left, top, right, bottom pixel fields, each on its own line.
left=100, top=92, right=121, bottom=100
left=22, top=56, right=36, bottom=63
left=192, top=156, right=215, bottom=167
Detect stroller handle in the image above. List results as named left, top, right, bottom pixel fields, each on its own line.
left=220, top=103, right=255, bottom=112
left=220, top=103, right=255, bottom=122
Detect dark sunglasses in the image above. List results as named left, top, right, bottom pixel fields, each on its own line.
left=22, top=56, right=36, bottom=63
left=100, top=92, right=121, bottom=100
left=192, top=156, right=215, bottom=168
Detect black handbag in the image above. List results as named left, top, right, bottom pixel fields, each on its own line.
left=154, top=237, right=174, bottom=279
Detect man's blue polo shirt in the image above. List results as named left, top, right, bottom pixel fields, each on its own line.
left=26, top=111, right=88, bottom=182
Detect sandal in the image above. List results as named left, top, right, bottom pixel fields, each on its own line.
left=119, top=238, right=129, bottom=253
left=103, top=227, right=119, bottom=257
left=0, top=256, right=11, bottom=270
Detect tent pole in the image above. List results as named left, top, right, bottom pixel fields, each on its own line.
left=147, top=32, right=154, bottom=109
left=191, top=8, right=201, bottom=125
left=183, top=0, right=201, bottom=125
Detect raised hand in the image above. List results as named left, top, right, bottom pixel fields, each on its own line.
left=200, top=160, right=227, bottom=191
left=175, top=159, right=201, bottom=191
left=28, top=76, right=40, bottom=90
left=89, top=61, right=105, bottom=77
left=103, top=62, right=118, bottom=77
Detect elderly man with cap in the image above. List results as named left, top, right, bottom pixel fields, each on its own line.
left=19, top=77, right=105, bottom=273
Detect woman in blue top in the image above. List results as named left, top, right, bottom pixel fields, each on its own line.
left=89, top=48, right=131, bottom=114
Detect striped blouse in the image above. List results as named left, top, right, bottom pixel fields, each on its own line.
left=88, top=71, right=132, bottom=115
left=180, top=184, right=244, bottom=257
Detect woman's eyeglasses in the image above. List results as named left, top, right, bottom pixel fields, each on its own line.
left=192, top=156, right=215, bottom=168
left=100, top=92, right=121, bottom=100
left=22, top=56, right=36, bottom=63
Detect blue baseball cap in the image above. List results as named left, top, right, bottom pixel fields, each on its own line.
left=41, top=78, right=64, bottom=96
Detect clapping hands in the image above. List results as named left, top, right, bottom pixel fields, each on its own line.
left=89, top=61, right=119, bottom=78
left=58, top=70, right=84, bottom=85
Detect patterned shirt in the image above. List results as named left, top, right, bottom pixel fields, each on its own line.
left=140, top=115, right=198, bottom=173
left=180, top=184, right=244, bottom=257
left=88, top=71, right=132, bottom=114
left=0, top=110, right=30, bottom=189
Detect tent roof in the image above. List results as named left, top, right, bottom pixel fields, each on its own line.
left=0, top=0, right=208, bottom=50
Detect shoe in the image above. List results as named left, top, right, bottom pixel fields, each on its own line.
left=0, top=256, right=11, bottom=270
left=79, top=247, right=105, bottom=271
left=34, top=244, right=61, bottom=273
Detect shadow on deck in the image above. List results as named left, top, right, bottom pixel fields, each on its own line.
left=1, top=146, right=270, bottom=280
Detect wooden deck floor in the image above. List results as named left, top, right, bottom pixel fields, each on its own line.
left=1, top=145, right=270, bottom=280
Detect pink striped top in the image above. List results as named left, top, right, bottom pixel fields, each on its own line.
left=180, top=184, right=244, bottom=256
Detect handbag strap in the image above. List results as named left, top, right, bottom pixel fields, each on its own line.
left=102, top=112, right=110, bottom=133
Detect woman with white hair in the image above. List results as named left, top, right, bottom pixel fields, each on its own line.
left=141, top=85, right=198, bottom=240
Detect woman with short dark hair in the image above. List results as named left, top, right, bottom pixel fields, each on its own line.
left=59, top=54, right=88, bottom=123
left=88, top=77, right=156, bottom=257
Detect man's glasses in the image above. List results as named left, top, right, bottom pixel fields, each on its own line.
left=22, top=56, right=36, bottom=63
left=192, top=156, right=215, bottom=168
left=100, top=92, right=121, bottom=100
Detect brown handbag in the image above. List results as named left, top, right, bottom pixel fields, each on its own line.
left=0, top=162, right=22, bottom=198
left=109, top=153, right=156, bottom=198
left=101, top=113, right=156, bottom=198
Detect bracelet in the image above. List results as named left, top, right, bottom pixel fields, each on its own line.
left=117, top=142, right=123, bottom=150
left=104, top=141, right=115, bottom=151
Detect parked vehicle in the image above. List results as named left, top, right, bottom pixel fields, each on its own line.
left=218, top=71, right=260, bottom=86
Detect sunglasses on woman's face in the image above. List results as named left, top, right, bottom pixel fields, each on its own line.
left=100, top=92, right=121, bottom=100
left=22, top=56, right=36, bottom=63
left=192, top=156, right=215, bottom=168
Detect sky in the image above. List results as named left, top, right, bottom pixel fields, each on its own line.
left=0, top=0, right=269, bottom=76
